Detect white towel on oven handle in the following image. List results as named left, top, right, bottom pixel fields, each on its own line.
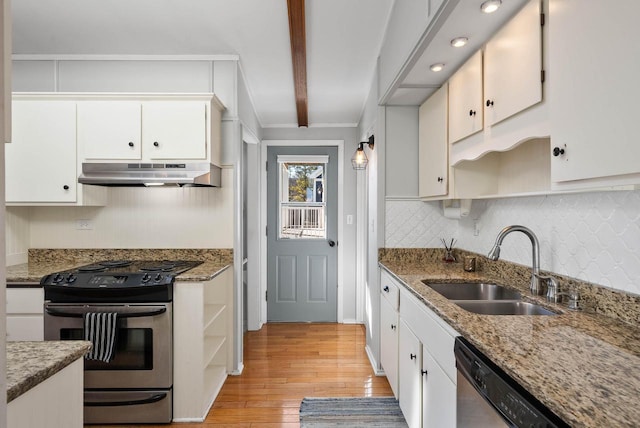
left=83, top=312, right=118, bottom=363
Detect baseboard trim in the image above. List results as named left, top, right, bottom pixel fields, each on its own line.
left=365, top=344, right=385, bottom=376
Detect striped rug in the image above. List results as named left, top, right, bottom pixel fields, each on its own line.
left=299, top=397, right=408, bottom=427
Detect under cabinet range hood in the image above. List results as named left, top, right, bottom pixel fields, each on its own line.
left=78, top=162, right=222, bottom=187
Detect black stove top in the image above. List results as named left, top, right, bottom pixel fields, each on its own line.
left=42, top=260, right=203, bottom=303
left=70, top=260, right=202, bottom=275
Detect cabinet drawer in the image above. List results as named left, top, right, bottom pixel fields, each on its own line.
left=7, top=288, right=44, bottom=314
left=380, top=269, right=400, bottom=310
left=400, top=288, right=458, bottom=383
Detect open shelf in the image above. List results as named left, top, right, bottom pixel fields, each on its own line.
left=203, top=336, right=226, bottom=369
left=453, top=137, right=551, bottom=199
left=203, top=304, right=225, bottom=330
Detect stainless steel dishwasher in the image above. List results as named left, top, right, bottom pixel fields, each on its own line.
left=454, top=337, right=569, bottom=428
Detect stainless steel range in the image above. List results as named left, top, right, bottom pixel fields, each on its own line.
left=42, top=260, right=202, bottom=424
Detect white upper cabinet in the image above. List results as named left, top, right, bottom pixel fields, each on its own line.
left=550, top=0, right=640, bottom=185
left=7, top=100, right=78, bottom=203
left=78, top=101, right=142, bottom=160
left=419, top=84, right=449, bottom=199
left=484, top=0, right=543, bottom=126
left=448, top=52, right=483, bottom=144
left=142, top=101, right=208, bottom=160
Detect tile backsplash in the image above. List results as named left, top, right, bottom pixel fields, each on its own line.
left=385, top=190, right=640, bottom=295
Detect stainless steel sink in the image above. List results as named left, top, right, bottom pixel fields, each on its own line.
left=453, top=301, right=557, bottom=316
left=423, top=282, right=522, bottom=300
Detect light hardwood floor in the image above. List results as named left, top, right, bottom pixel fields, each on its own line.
left=89, top=323, right=393, bottom=428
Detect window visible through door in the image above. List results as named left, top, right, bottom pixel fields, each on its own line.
left=277, top=155, right=328, bottom=240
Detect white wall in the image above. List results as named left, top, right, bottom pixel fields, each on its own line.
left=385, top=190, right=640, bottom=296
left=261, top=127, right=359, bottom=322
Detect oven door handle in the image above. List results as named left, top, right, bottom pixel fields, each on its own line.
left=44, top=306, right=167, bottom=318
left=84, top=392, right=167, bottom=407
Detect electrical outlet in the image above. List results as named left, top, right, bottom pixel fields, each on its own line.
left=473, top=220, right=480, bottom=236
left=76, top=219, right=94, bottom=230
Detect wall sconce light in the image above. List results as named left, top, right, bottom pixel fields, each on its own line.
left=351, top=135, right=374, bottom=170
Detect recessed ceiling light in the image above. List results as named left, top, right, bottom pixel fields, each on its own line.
left=481, top=0, right=502, bottom=14
left=430, top=63, right=445, bottom=72
left=450, top=37, right=469, bottom=48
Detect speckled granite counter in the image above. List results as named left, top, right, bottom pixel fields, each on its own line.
left=7, top=341, right=91, bottom=402
left=6, top=248, right=234, bottom=285
left=379, top=248, right=640, bottom=427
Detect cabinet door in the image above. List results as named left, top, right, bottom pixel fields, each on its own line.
left=484, top=0, right=542, bottom=126
left=6, top=100, right=77, bottom=203
left=419, top=84, right=449, bottom=198
left=78, top=101, right=142, bottom=160
left=380, top=298, right=399, bottom=398
left=142, top=101, right=207, bottom=160
left=422, top=350, right=456, bottom=428
left=399, top=320, right=422, bottom=428
left=448, top=52, right=483, bottom=144
left=550, top=0, right=640, bottom=183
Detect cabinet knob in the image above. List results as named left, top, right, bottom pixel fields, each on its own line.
left=422, top=370, right=428, bottom=377
left=391, top=324, right=396, bottom=330
left=486, top=99, right=494, bottom=107
left=437, top=177, right=443, bottom=183
left=128, top=142, right=134, bottom=147
left=153, top=141, right=160, bottom=147
left=469, top=109, right=476, bottom=116
left=553, top=147, right=565, bottom=157
left=63, top=185, right=69, bottom=190
left=383, top=286, right=390, bottom=293
left=410, top=353, right=417, bottom=360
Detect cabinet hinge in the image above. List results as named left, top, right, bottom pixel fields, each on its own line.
left=266, top=290, right=268, bottom=301
left=541, top=70, right=546, bottom=83
left=540, top=12, right=545, bottom=26
left=266, top=161, right=268, bottom=171
left=266, top=226, right=268, bottom=236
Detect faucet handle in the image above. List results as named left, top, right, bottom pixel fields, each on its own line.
left=543, top=276, right=561, bottom=303
left=555, top=289, right=583, bottom=311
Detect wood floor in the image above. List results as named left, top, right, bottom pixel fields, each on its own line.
left=89, top=323, right=393, bottom=428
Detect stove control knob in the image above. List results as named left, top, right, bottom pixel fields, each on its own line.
left=53, top=273, right=64, bottom=284
left=66, top=274, right=77, bottom=283
left=141, top=273, right=152, bottom=283
left=154, top=274, right=163, bottom=282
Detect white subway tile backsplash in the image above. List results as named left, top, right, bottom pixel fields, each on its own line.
left=385, top=190, right=640, bottom=295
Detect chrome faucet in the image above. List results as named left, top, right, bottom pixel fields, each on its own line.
left=488, top=225, right=550, bottom=296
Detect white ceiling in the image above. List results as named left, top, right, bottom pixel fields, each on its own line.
left=12, top=0, right=393, bottom=128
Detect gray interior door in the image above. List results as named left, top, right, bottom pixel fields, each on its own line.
left=267, top=146, right=338, bottom=322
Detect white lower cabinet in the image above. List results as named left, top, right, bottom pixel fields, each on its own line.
left=422, top=347, right=456, bottom=428
left=6, top=288, right=44, bottom=341
left=173, top=267, right=233, bottom=422
left=399, top=319, right=423, bottom=428
left=380, top=268, right=458, bottom=428
left=380, top=297, right=399, bottom=397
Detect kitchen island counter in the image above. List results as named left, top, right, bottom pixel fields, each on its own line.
left=7, top=340, right=91, bottom=402
left=380, top=249, right=640, bottom=427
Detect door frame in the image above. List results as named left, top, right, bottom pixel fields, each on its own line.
left=257, top=140, right=345, bottom=326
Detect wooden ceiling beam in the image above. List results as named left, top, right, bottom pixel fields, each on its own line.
left=287, top=0, right=308, bottom=127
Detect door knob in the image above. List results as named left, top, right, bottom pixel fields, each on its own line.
left=328, top=240, right=336, bottom=247
left=153, top=141, right=160, bottom=147
left=128, top=142, right=134, bottom=147
left=383, top=286, right=390, bottom=292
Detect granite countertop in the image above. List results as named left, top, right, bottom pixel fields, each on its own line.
left=7, top=341, right=91, bottom=403
left=6, top=248, right=234, bottom=285
left=380, top=258, right=640, bottom=427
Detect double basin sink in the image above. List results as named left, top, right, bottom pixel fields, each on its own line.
left=423, top=282, right=557, bottom=316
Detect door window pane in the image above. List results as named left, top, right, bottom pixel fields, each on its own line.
left=279, top=162, right=326, bottom=239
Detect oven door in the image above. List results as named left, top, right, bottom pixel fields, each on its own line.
left=44, top=302, right=172, bottom=389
